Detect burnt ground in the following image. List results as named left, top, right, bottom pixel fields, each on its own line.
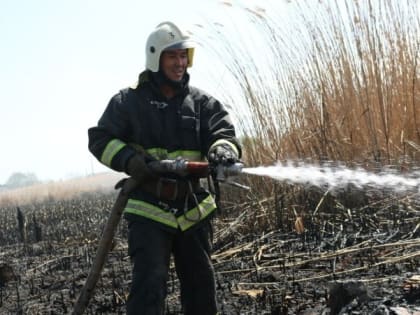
left=0, top=189, right=419, bottom=315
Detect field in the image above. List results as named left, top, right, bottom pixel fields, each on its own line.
left=0, top=172, right=419, bottom=314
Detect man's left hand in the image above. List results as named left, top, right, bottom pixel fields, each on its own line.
left=208, top=143, right=238, bottom=165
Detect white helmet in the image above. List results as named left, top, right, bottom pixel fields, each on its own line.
left=145, top=21, right=195, bottom=72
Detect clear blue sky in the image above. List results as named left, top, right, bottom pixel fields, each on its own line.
left=0, top=0, right=284, bottom=184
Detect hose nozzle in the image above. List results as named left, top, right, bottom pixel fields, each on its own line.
left=215, top=162, right=244, bottom=181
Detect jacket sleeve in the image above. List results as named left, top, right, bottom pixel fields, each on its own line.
left=199, top=92, right=242, bottom=158
left=88, top=90, right=137, bottom=172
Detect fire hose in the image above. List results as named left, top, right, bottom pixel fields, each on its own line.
left=73, top=159, right=246, bottom=314
left=148, top=159, right=247, bottom=187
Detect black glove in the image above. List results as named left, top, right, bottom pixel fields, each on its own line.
left=126, top=154, right=155, bottom=183
left=208, top=143, right=239, bottom=165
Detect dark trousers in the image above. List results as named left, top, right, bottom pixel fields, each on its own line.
left=126, top=220, right=218, bottom=315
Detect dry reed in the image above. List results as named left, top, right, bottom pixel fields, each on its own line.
left=196, top=0, right=419, bottom=167
left=189, top=0, right=420, bottom=233
left=0, top=172, right=123, bottom=208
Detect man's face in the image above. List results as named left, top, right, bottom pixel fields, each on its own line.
left=160, top=49, right=188, bottom=82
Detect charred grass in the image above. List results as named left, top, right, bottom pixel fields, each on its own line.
left=0, top=184, right=419, bottom=314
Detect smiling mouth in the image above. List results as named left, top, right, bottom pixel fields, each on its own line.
left=172, top=70, right=184, bottom=79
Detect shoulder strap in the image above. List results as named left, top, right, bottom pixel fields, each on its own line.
left=180, top=92, right=201, bottom=153
left=193, top=96, right=201, bottom=150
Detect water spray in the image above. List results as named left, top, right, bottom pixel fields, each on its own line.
left=148, top=159, right=420, bottom=193
left=242, top=161, right=420, bottom=194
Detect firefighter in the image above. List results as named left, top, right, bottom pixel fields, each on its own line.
left=88, top=21, right=241, bottom=315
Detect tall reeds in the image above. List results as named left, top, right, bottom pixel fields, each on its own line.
left=190, top=0, right=420, bottom=232
left=198, top=0, right=419, bottom=168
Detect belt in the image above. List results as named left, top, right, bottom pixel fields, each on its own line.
left=139, top=177, right=200, bottom=202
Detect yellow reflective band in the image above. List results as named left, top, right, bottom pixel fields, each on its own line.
left=124, top=199, right=178, bottom=229
left=177, top=195, right=217, bottom=231
left=146, top=148, right=168, bottom=159
left=209, top=139, right=239, bottom=157
left=101, top=139, right=126, bottom=167
left=123, top=196, right=216, bottom=230
left=145, top=148, right=202, bottom=161
left=167, top=150, right=202, bottom=161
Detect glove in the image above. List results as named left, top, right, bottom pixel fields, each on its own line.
left=126, top=154, right=155, bottom=183
left=208, top=143, right=239, bottom=165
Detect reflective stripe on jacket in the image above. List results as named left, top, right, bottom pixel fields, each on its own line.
left=124, top=195, right=217, bottom=231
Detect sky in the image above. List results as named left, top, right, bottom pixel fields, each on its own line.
left=0, top=0, right=287, bottom=185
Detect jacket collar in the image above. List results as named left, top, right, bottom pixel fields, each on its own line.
left=135, top=70, right=190, bottom=98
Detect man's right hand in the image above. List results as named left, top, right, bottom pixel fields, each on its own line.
left=126, top=154, right=155, bottom=183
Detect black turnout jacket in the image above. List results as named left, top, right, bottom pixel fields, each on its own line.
left=88, top=71, right=241, bottom=232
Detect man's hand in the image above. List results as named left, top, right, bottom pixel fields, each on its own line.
left=208, top=143, right=239, bottom=165
left=126, top=154, right=155, bottom=182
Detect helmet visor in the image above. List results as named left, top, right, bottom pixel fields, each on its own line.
left=164, top=40, right=194, bottom=51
